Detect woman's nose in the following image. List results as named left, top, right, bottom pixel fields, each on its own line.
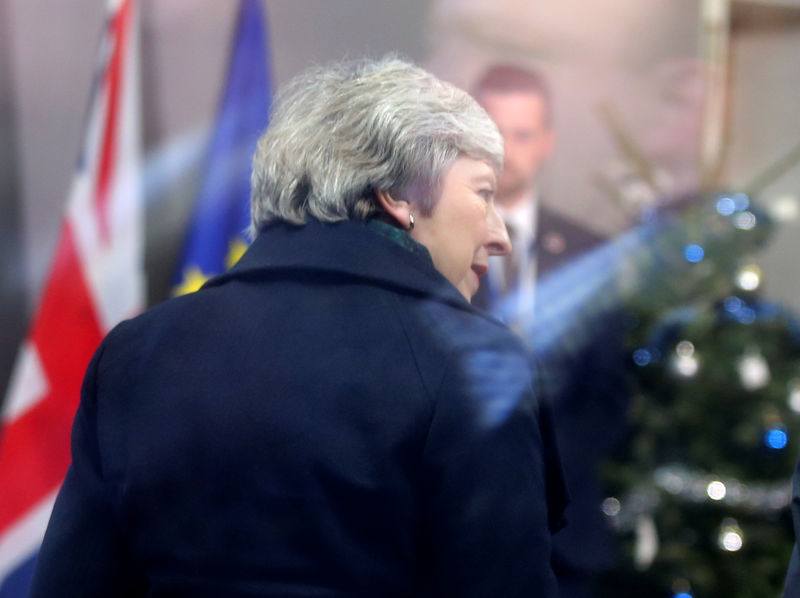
left=486, top=204, right=512, bottom=256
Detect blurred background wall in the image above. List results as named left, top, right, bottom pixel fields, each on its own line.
left=727, top=3, right=800, bottom=314
left=2, top=0, right=800, bottom=399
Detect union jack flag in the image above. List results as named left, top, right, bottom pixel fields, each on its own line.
left=0, top=0, right=143, bottom=594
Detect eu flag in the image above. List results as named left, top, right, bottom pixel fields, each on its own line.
left=173, top=0, right=272, bottom=295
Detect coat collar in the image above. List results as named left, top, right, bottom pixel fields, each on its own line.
left=204, top=219, right=484, bottom=314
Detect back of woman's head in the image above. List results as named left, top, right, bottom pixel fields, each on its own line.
left=250, top=56, right=503, bottom=233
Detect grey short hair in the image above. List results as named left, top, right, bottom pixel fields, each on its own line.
left=250, top=56, right=503, bottom=233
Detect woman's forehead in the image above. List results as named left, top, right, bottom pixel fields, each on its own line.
left=446, top=156, right=497, bottom=183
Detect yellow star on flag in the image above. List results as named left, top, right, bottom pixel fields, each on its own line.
left=226, top=238, right=249, bottom=269
left=172, top=266, right=210, bottom=297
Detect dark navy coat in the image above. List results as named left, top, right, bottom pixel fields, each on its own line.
left=31, top=220, right=566, bottom=597
left=783, top=464, right=800, bottom=596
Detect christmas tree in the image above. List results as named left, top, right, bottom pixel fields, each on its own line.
left=598, top=191, right=800, bottom=597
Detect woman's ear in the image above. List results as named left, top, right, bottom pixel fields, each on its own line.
left=375, top=189, right=412, bottom=229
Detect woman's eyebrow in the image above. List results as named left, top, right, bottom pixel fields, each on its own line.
left=470, top=174, right=496, bottom=187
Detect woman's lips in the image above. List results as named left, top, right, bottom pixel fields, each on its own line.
left=471, top=264, right=488, bottom=278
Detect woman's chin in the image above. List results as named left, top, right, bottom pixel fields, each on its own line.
left=459, top=273, right=480, bottom=302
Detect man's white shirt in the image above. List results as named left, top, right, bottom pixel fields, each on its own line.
left=488, top=192, right=539, bottom=324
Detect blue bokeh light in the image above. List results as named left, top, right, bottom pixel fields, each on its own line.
left=765, top=428, right=788, bottom=450
left=675, top=593, right=693, bottom=598
left=716, top=196, right=736, bottom=216
left=737, top=307, right=757, bottom=324
left=732, top=192, right=750, bottom=211
left=633, top=349, right=652, bottom=366
left=724, top=296, right=743, bottom=313
left=684, top=244, right=705, bottom=263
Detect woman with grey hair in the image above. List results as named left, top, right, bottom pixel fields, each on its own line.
left=31, top=56, right=566, bottom=597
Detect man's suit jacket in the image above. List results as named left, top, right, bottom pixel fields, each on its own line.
left=536, top=206, right=607, bottom=278
left=535, top=208, right=628, bottom=578
left=30, top=219, right=567, bottom=598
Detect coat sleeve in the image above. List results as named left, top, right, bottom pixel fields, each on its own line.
left=29, top=343, right=148, bottom=598
left=419, top=345, right=560, bottom=597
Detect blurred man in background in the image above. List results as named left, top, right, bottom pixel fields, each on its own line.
left=471, top=65, right=605, bottom=320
